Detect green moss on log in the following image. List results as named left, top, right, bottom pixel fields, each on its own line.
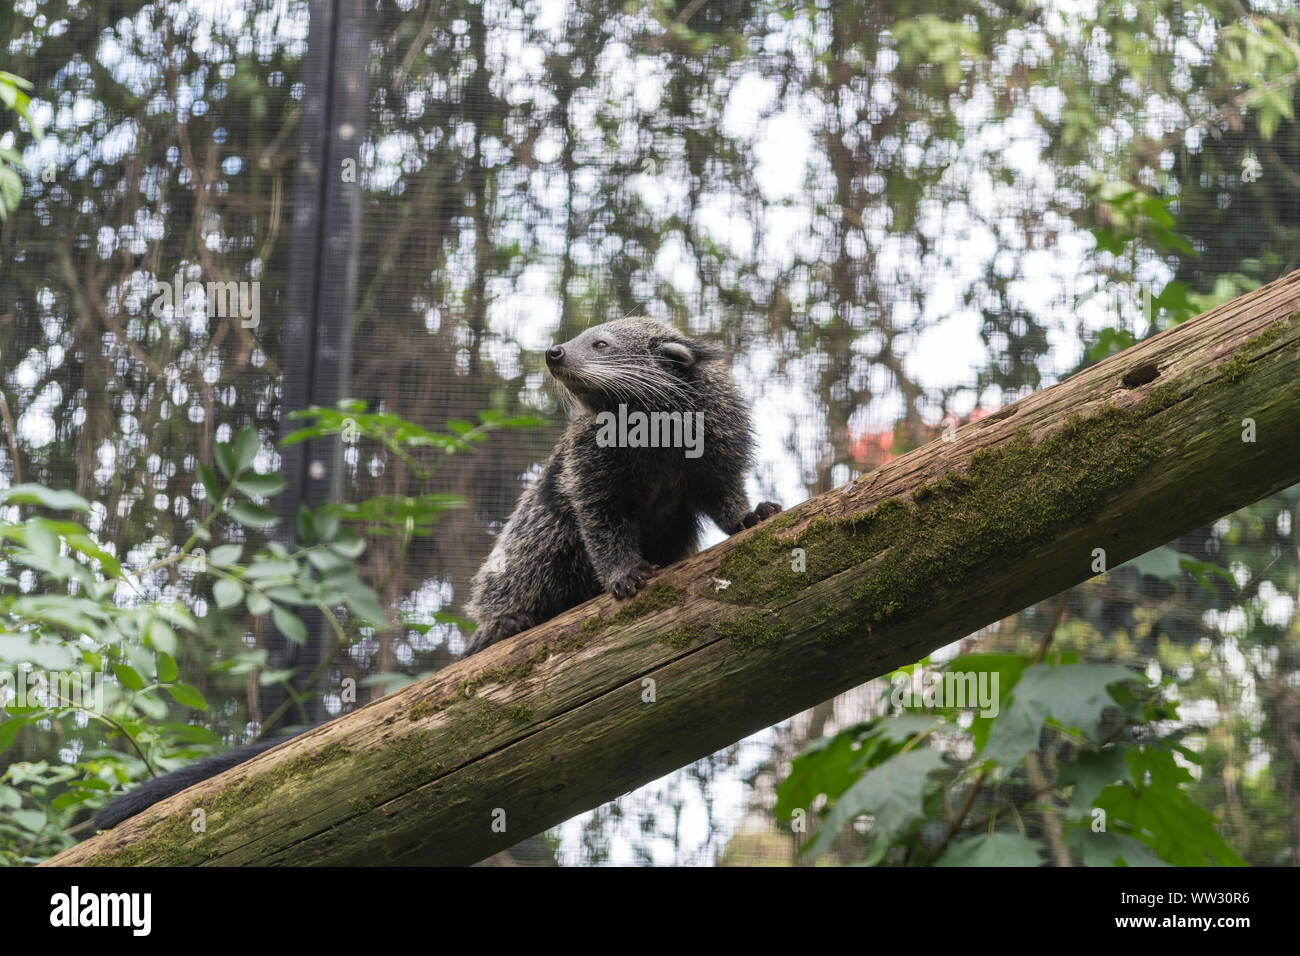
left=87, top=742, right=352, bottom=866
left=660, top=624, right=708, bottom=649
left=716, top=405, right=1164, bottom=626
left=470, top=700, right=534, bottom=733
left=716, top=611, right=786, bottom=651
left=578, top=581, right=685, bottom=636
left=1219, top=319, right=1290, bottom=385
left=612, top=581, right=686, bottom=623
left=807, top=602, right=866, bottom=643
left=1152, top=315, right=1295, bottom=407
left=408, top=582, right=685, bottom=723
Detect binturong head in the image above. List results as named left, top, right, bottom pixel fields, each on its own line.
left=543, top=317, right=724, bottom=413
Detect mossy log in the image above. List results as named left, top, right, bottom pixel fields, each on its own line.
left=46, top=270, right=1300, bottom=867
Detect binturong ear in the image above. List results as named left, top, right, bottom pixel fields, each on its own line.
left=658, top=341, right=697, bottom=367
left=658, top=339, right=724, bottom=367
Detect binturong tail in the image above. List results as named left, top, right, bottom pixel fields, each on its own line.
left=94, top=734, right=297, bottom=830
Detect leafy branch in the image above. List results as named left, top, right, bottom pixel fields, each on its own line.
left=0, top=401, right=540, bottom=862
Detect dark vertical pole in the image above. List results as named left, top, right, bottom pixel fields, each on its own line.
left=266, top=0, right=368, bottom=730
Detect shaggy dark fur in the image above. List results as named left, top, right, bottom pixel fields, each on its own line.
left=466, top=317, right=780, bottom=654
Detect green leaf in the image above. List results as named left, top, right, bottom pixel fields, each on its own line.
left=112, top=662, right=144, bottom=691
left=280, top=425, right=323, bottom=446
left=59, top=527, right=122, bottom=577
left=197, top=462, right=222, bottom=503
left=1092, top=746, right=1246, bottom=866
left=429, top=610, right=476, bottom=629
left=155, top=603, right=199, bottom=633
left=479, top=411, right=545, bottom=428
left=328, top=529, right=366, bottom=558
left=1059, top=744, right=1130, bottom=814
left=0, top=72, right=35, bottom=91
left=872, top=713, right=943, bottom=745
left=1065, top=828, right=1169, bottom=867
left=271, top=605, right=308, bottom=644
left=313, top=512, right=340, bottom=542
left=52, top=790, right=91, bottom=813
left=165, top=683, right=208, bottom=711
left=214, top=442, right=238, bottom=479
left=213, top=578, right=244, bottom=610
left=0, top=167, right=21, bottom=217
left=233, top=427, right=261, bottom=472
left=155, top=651, right=179, bottom=683
left=262, top=585, right=314, bottom=606
left=306, top=548, right=352, bottom=573
left=946, top=653, right=1030, bottom=752
left=0, top=633, right=77, bottom=669
left=983, top=663, right=1141, bottom=767
left=0, top=716, right=29, bottom=753
left=8, top=596, right=104, bottom=640
left=1120, top=546, right=1195, bottom=581
left=1086, top=327, right=1138, bottom=363
left=321, top=494, right=463, bottom=533
left=776, top=724, right=868, bottom=823
left=22, top=521, right=60, bottom=564
left=212, top=649, right=270, bottom=677
left=226, top=501, right=278, bottom=529
left=209, top=544, right=244, bottom=567
left=805, top=748, right=946, bottom=861
left=0, top=484, right=91, bottom=512
left=245, top=589, right=272, bottom=616
left=1091, top=227, right=1126, bottom=257
left=935, top=832, right=1045, bottom=867
left=341, top=585, right=386, bottom=626
left=258, top=667, right=297, bottom=686
left=235, top=472, right=287, bottom=497
left=243, top=559, right=298, bottom=579
left=145, top=617, right=178, bottom=655
left=1178, top=557, right=1237, bottom=592
left=10, top=808, right=46, bottom=834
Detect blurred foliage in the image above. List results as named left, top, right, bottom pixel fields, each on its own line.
left=0, top=70, right=41, bottom=218
left=781, top=650, right=1244, bottom=866
left=0, top=405, right=528, bottom=863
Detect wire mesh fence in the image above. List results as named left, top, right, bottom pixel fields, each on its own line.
left=1, top=0, right=1298, bottom=865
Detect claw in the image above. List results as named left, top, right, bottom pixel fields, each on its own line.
left=608, top=560, right=658, bottom=600
left=730, top=501, right=783, bottom=534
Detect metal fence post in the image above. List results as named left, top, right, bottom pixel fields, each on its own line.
left=266, top=0, right=368, bottom=730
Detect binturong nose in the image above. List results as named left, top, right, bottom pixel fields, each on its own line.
left=545, top=345, right=565, bottom=365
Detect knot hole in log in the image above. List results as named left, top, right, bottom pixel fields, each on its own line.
left=1121, top=363, right=1160, bottom=388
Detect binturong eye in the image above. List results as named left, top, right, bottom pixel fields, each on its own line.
left=592, top=340, right=609, bottom=349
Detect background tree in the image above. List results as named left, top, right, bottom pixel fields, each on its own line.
left=1, top=0, right=1297, bottom=864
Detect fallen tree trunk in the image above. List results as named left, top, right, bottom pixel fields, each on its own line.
left=48, top=270, right=1300, bottom=866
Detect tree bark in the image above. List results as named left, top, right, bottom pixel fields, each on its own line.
left=46, top=269, right=1300, bottom=866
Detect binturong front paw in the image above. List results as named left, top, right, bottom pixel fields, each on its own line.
left=606, top=560, right=659, bottom=600
left=729, top=501, right=783, bottom=534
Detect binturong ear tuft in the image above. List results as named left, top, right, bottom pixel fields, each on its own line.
left=658, top=341, right=697, bottom=367
left=659, top=339, right=724, bottom=367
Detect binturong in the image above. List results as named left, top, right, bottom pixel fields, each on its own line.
left=465, top=317, right=781, bottom=655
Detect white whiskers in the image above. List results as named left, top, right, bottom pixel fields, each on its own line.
left=563, top=360, right=696, bottom=410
